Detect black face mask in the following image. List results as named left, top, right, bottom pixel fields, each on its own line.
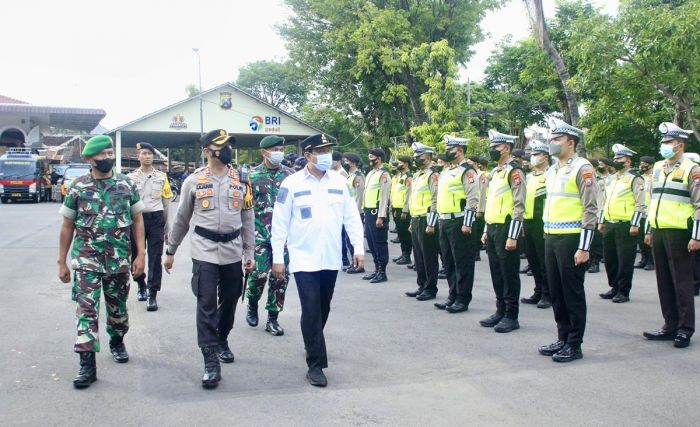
left=613, top=161, right=626, bottom=170
left=213, top=146, right=233, bottom=165
left=640, top=165, right=650, bottom=173
left=522, top=165, right=531, bottom=174
left=93, top=158, right=114, bottom=173
left=489, top=149, right=502, bottom=162
left=434, top=166, right=443, bottom=173
left=445, top=151, right=457, bottom=162
left=369, top=158, right=378, bottom=166
left=414, top=158, right=425, bottom=168
left=597, top=167, right=607, bottom=174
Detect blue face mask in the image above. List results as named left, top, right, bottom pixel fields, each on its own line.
left=315, top=153, right=333, bottom=171
left=659, top=144, right=675, bottom=159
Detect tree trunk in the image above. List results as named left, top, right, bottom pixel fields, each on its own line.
left=524, top=0, right=585, bottom=156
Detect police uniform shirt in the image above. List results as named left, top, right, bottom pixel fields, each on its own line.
left=641, top=171, right=653, bottom=218
left=348, top=169, right=365, bottom=213
left=271, top=166, right=365, bottom=273
left=551, top=156, right=599, bottom=231
left=477, top=168, right=489, bottom=214
left=599, top=170, right=645, bottom=226
left=127, top=167, right=173, bottom=224
left=168, top=166, right=255, bottom=265
left=647, top=160, right=700, bottom=235
left=365, top=167, right=391, bottom=218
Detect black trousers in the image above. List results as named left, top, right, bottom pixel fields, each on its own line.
left=392, top=208, right=412, bottom=258
left=651, top=229, right=695, bottom=336
left=410, top=216, right=439, bottom=293
left=43, top=187, right=52, bottom=201
left=439, top=217, right=477, bottom=304
left=603, top=221, right=637, bottom=296
left=545, top=234, right=587, bottom=346
left=523, top=219, right=549, bottom=299
left=639, top=218, right=652, bottom=265
left=486, top=221, right=521, bottom=319
left=590, top=230, right=603, bottom=263
left=131, top=211, right=165, bottom=292
left=364, top=209, right=389, bottom=270
left=294, top=270, right=338, bottom=369
left=191, top=259, right=243, bottom=348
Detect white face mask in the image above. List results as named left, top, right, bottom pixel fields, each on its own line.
left=268, top=151, right=284, bottom=165
left=530, top=154, right=546, bottom=166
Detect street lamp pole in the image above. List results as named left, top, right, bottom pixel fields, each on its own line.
left=192, top=47, right=205, bottom=166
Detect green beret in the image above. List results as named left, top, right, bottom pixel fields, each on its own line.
left=82, top=135, right=113, bottom=157
left=260, top=135, right=285, bottom=149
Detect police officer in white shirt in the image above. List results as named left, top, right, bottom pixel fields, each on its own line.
left=271, top=133, right=365, bottom=387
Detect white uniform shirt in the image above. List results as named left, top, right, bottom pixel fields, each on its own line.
left=271, top=167, right=364, bottom=273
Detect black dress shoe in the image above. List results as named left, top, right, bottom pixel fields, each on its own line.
left=479, top=313, right=503, bottom=327
left=599, top=289, right=616, bottom=299
left=306, top=367, right=327, bottom=387
left=362, top=271, right=377, bottom=280
left=644, top=263, right=655, bottom=271
left=552, top=344, right=583, bottom=363
left=405, top=289, right=423, bottom=297
left=217, top=341, right=235, bottom=363
left=538, top=340, right=566, bottom=356
left=520, top=294, right=539, bottom=304
left=537, top=295, right=552, bottom=309
left=643, top=329, right=676, bottom=340
left=390, top=237, right=401, bottom=243
left=341, top=264, right=351, bottom=272
left=527, top=270, right=533, bottom=276
left=446, top=302, right=468, bottom=313
left=146, top=290, right=158, bottom=311
left=434, top=299, right=454, bottom=310
left=73, top=351, right=97, bottom=389
left=346, top=266, right=365, bottom=274
left=406, top=264, right=414, bottom=269
left=265, top=315, right=285, bottom=336
left=136, top=286, right=147, bottom=302
left=612, top=294, right=630, bottom=303
left=109, top=338, right=129, bottom=363
left=201, top=346, right=221, bottom=389
left=634, top=260, right=646, bottom=269
left=246, top=304, right=259, bottom=327
left=494, top=318, right=520, bottom=333
left=370, top=271, right=387, bottom=283
left=416, top=291, right=437, bottom=301
left=392, top=256, right=401, bottom=262
left=395, top=256, right=411, bottom=265
left=475, top=254, right=481, bottom=261
left=587, top=263, right=600, bottom=273
left=674, top=333, right=691, bottom=348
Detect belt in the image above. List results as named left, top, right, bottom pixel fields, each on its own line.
left=142, top=210, right=163, bottom=220
left=411, top=214, right=427, bottom=219
left=439, top=212, right=464, bottom=220
left=605, top=220, right=630, bottom=224
left=194, top=226, right=240, bottom=243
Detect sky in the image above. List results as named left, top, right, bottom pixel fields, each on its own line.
left=1, top=0, right=618, bottom=130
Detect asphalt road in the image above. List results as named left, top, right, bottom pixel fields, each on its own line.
left=1, top=201, right=698, bottom=426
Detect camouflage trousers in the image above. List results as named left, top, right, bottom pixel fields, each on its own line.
left=245, top=242, right=289, bottom=312
left=72, top=270, right=130, bottom=352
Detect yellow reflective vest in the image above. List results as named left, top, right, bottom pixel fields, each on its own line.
left=409, top=169, right=433, bottom=216
left=485, top=164, right=516, bottom=224
left=391, top=172, right=410, bottom=209
left=363, top=168, right=387, bottom=209
left=649, top=159, right=695, bottom=229
left=603, top=172, right=637, bottom=222
left=436, top=166, right=467, bottom=214
left=524, top=172, right=546, bottom=220
left=543, top=157, right=590, bottom=234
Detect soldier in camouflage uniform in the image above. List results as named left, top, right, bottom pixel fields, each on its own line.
left=57, top=135, right=145, bottom=389
left=245, top=135, right=295, bottom=336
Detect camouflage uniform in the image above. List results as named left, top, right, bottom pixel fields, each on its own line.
left=245, top=162, right=294, bottom=312
left=59, top=173, right=144, bottom=352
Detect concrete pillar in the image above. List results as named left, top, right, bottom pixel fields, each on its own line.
left=115, top=131, right=122, bottom=173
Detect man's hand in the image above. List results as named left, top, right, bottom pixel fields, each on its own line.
left=132, top=254, right=145, bottom=277
left=629, top=226, right=639, bottom=236
left=58, top=261, right=71, bottom=283
left=598, top=223, right=605, bottom=233
left=505, top=238, right=517, bottom=251
left=644, top=234, right=652, bottom=247
left=426, top=226, right=435, bottom=235
left=689, top=239, right=700, bottom=252
left=376, top=217, right=385, bottom=228
left=244, top=259, right=254, bottom=273
left=272, top=263, right=285, bottom=278
left=163, top=254, right=174, bottom=274
left=481, top=233, right=487, bottom=245
left=353, top=254, right=365, bottom=271
left=574, top=249, right=590, bottom=266
left=461, top=225, right=472, bottom=235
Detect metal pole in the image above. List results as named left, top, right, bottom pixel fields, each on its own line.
left=193, top=48, right=205, bottom=166
left=467, top=77, right=471, bottom=127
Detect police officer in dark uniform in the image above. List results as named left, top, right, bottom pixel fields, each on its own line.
left=362, top=148, right=391, bottom=283
left=391, top=156, right=413, bottom=265
left=636, top=156, right=655, bottom=270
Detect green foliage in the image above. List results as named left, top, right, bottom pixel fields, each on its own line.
left=236, top=60, right=309, bottom=112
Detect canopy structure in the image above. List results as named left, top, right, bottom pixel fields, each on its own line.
left=108, top=82, right=329, bottom=172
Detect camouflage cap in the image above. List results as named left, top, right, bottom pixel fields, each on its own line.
left=82, top=135, right=113, bottom=157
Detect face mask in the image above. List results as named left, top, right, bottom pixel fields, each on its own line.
left=315, top=153, right=333, bottom=171
left=414, top=158, right=425, bottom=167
left=530, top=155, right=544, bottom=167
left=445, top=151, right=457, bottom=162
left=489, top=149, right=502, bottom=162
left=213, top=146, right=233, bottom=164
left=549, top=143, right=563, bottom=158
left=597, top=167, right=607, bottom=174
left=369, top=158, right=378, bottom=166
left=268, top=151, right=284, bottom=165
left=93, top=158, right=114, bottom=173
left=522, top=165, right=531, bottom=173
left=659, top=144, right=675, bottom=159
left=640, top=165, right=650, bottom=173
left=612, top=161, right=626, bottom=170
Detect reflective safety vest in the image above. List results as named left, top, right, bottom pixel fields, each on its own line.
left=409, top=169, right=433, bottom=216
left=485, top=164, right=516, bottom=224
left=603, top=172, right=637, bottom=222
left=363, top=168, right=386, bottom=209
left=649, top=159, right=694, bottom=229
left=391, top=172, right=410, bottom=209
left=643, top=174, right=652, bottom=212
left=543, top=157, right=590, bottom=234
left=437, top=165, right=466, bottom=214
left=347, top=171, right=362, bottom=207
left=524, top=172, right=546, bottom=220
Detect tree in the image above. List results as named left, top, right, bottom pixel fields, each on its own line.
left=236, top=60, right=309, bottom=112
left=185, top=84, right=199, bottom=98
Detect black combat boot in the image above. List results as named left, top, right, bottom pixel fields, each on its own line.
left=73, top=351, right=97, bottom=389
left=109, top=336, right=129, bottom=363
left=146, top=289, right=158, bottom=311
left=136, top=283, right=147, bottom=301
left=370, top=266, right=387, bottom=283
left=217, top=340, right=234, bottom=363
left=201, top=346, right=222, bottom=389
left=362, top=269, right=378, bottom=280
left=246, top=302, right=258, bottom=327
left=265, top=312, right=285, bottom=336
left=395, top=255, right=411, bottom=265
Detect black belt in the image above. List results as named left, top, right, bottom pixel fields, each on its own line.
left=194, top=226, right=240, bottom=243
left=142, top=210, right=163, bottom=220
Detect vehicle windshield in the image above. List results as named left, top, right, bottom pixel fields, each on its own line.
left=0, top=160, right=36, bottom=178
left=64, top=167, right=90, bottom=179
